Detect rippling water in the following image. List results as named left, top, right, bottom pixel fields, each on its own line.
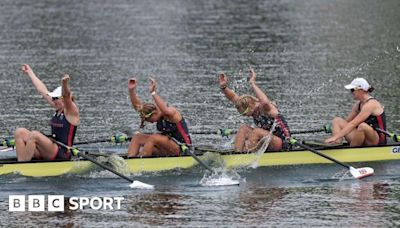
left=0, top=0, right=399, bottom=226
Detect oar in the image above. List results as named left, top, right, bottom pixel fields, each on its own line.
left=375, top=128, right=400, bottom=142
left=74, top=134, right=131, bottom=145
left=173, top=141, right=240, bottom=186
left=289, top=138, right=374, bottom=179
left=207, top=127, right=329, bottom=137
left=49, top=138, right=154, bottom=189
left=169, top=138, right=214, bottom=173
left=194, top=147, right=235, bottom=154
left=187, top=147, right=215, bottom=173
left=291, top=128, right=328, bottom=134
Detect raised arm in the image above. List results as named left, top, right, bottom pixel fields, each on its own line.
left=148, top=78, right=180, bottom=121
left=128, top=78, right=143, bottom=111
left=219, top=72, right=240, bottom=103
left=61, top=74, right=79, bottom=125
left=249, top=68, right=278, bottom=115
left=21, top=64, right=53, bottom=105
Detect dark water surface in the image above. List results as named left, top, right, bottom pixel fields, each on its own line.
left=0, top=0, right=399, bottom=227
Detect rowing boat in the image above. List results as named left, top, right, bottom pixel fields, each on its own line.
left=1, top=143, right=399, bottom=177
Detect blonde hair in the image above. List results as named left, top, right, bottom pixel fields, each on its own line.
left=234, top=95, right=259, bottom=112
left=138, top=103, right=157, bottom=128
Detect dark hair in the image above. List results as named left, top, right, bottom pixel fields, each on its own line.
left=367, top=86, right=374, bottom=93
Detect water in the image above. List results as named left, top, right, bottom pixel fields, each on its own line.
left=1, top=0, right=399, bottom=226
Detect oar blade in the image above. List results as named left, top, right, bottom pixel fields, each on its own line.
left=129, top=180, right=154, bottom=189
left=349, top=167, right=374, bottom=179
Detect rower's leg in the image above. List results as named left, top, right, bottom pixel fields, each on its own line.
left=350, top=123, right=379, bottom=146
left=331, top=117, right=349, bottom=144
left=268, top=136, right=284, bottom=151
left=14, top=128, right=31, bottom=161
left=247, top=128, right=268, bottom=151
left=26, top=131, right=58, bottom=160
left=127, top=133, right=149, bottom=157
left=149, top=136, right=180, bottom=157
left=234, top=125, right=252, bottom=152
left=140, top=134, right=179, bottom=157
left=246, top=128, right=283, bottom=151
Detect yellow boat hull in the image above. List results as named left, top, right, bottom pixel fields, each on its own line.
left=1, top=144, right=399, bottom=177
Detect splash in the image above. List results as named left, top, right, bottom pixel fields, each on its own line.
left=199, top=168, right=241, bottom=186
left=106, top=154, right=131, bottom=176
left=84, top=155, right=154, bottom=189
left=332, top=169, right=353, bottom=180
left=198, top=153, right=241, bottom=186
left=250, top=122, right=277, bottom=168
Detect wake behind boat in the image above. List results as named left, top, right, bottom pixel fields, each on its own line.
left=1, top=143, right=399, bottom=177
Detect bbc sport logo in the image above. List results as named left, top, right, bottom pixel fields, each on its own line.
left=9, top=195, right=124, bottom=212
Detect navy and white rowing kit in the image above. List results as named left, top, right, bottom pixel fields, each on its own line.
left=49, top=111, right=77, bottom=159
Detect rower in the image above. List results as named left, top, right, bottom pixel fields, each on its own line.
left=219, top=68, right=291, bottom=152
left=14, top=64, right=79, bottom=161
left=325, top=77, right=387, bottom=146
left=127, top=77, right=191, bottom=157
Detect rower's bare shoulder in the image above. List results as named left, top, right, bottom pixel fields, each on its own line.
left=363, top=99, right=382, bottom=110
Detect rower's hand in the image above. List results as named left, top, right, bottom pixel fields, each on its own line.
left=324, top=136, right=337, bottom=144
left=149, top=77, right=157, bottom=93
left=128, top=78, right=137, bottom=90
left=62, top=74, right=70, bottom=84
left=21, top=64, right=33, bottom=75
left=248, top=68, right=256, bottom=84
left=219, top=73, right=228, bottom=88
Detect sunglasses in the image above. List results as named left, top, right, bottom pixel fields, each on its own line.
left=239, top=107, right=250, bottom=116
left=350, top=88, right=360, bottom=93
left=52, top=96, right=62, bottom=101
left=144, top=111, right=155, bottom=119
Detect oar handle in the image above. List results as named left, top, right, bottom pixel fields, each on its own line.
left=1, top=138, right=15, bottom=148
left=375, top=128, right=399, bottom=142
left=111, top=134, right=132, bottom=143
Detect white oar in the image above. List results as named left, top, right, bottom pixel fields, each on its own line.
left=50, top=138, right=154, bottom=189
left=289, top=138, right=374, bottom=179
